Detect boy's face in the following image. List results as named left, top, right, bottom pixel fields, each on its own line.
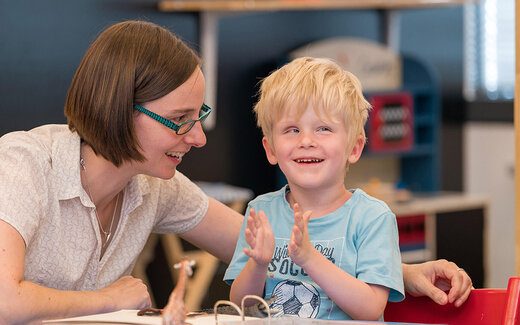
left=263, top=103, right=364, bottom=192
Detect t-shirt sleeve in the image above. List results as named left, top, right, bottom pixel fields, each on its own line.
left=223, top=203, right=251, bottom=285
left=153, top=171, right=209, bottom=234
left=0, top=133, right=49, bottom=247
left=356, top=210, right=405, bottom=302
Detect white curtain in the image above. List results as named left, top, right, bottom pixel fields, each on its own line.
left=463, top=0, right=514, bottom=101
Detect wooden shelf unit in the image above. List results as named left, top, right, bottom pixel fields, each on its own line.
left=159, top=0, right=471, bottom=12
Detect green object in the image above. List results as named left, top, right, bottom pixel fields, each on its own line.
left=134, top=103, right=212, bottom=135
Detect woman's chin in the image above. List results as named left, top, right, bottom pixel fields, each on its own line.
left=155, top=168, right=177, bottom=180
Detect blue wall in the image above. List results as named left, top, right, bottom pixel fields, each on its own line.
left=0, top=1, right=464, bottom=194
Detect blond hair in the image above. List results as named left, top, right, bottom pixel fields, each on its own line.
left=254, top=57, right=371, bottom=152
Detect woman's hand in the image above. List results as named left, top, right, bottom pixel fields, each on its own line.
left=288, top=203, right=313, bottom=268
left=402, top=259, right=473, bottom=307
left=100, top=276, right=151, bottom=310
left=243, top=209, right=275, bottom=267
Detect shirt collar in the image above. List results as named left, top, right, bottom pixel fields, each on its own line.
left=51, top=130, right=85, bottom=202
left=51, top=130, right=150, bottom=208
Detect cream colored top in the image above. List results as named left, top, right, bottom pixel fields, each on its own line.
left=0, top=124, right=209, bottom=291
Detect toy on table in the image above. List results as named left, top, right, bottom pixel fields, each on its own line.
left=137, top=259, right=277, bottom=324
left=137, top=258, right=195, bottom=324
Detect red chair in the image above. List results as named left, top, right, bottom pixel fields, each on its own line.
left=384, top=277, right=520, bottom=325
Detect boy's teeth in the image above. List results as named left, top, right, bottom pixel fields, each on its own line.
left=296, top=159, right=322, bottom=163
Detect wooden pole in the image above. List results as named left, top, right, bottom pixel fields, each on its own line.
left=516, top=0, right=520, bottom=276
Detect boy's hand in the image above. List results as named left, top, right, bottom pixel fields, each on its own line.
left=288, top=203, right=313, bottom=267
left=243, top=209, right=275, bottom=267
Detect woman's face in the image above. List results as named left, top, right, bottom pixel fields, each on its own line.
left=133, top=68, right=207, bottom=179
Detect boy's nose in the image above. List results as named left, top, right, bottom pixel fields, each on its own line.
left=183, top=121, right=207, bottom=148
left=298, top=132, right=317, bottom=148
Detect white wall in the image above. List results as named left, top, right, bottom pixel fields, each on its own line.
left=463, top=122, right=515, bottom=288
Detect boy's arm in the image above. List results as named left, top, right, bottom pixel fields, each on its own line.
left=289, top=204, right=389, bottom=321
left=230, top=209, right=275, bottom=306
left=297, top=249, right=389, bottom=320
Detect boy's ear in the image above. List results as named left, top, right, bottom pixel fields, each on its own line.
left=347, top=136, right=365, bottom=164
left=262, top=137, right=278, bottom=165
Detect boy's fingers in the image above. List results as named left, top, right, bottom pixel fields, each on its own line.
left=293, top=203, right=300, bottom=214
left=246, top=216, right=254, bottom=229
left=292, top=225, right=302, bottom=244
left=293, top=212, right=302, bottom=229
left=258, top=210, right=269, bottom=224
left=303, top=210, right=312, bottom=222
left=249, top=209, right=261, bottom=228
left=257, top=211, right=273, bottom=236
left=244, top=229, right=256, bottom=247
left=302, top=211, right=311, bottom=230
left=247, top=218, right=258, bottom=237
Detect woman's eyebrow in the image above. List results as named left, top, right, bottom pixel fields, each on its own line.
left=164, top=108, right=197, bottom=118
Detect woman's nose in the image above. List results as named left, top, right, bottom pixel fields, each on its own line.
left=183, top=121, right=207, bottom=148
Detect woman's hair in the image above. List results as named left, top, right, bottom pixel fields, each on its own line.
left=254, top=57, right=371, bottom=152
left=65, top=20, right=201, bottom=166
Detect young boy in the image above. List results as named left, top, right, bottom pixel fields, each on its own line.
left=224, top=57, right=404, bottom=321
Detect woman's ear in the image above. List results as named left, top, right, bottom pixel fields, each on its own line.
left=262, top=136, right=278, bottom=165
left=347, top=136, right=365, bottom=164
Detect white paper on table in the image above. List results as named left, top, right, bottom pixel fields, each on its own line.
left=43, top=309, right=253, bottom=325
left=44, top=310, right=399, bottom=325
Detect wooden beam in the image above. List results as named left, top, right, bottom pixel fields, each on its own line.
left=158, top=0, right=471, bottom=12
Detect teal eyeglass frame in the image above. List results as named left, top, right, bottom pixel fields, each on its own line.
left=134, top=103, right=212, bottom=135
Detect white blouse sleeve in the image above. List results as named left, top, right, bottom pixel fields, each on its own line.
left=153, top=171, right=209, bottom=234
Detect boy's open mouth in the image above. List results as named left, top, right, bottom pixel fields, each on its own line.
left=295, top=159, right=323, bottom=163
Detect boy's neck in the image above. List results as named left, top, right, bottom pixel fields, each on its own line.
left=286, top=184, right=352, bottom=219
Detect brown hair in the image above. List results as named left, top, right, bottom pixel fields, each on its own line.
left=65, top=20, right=201, bottom=166
left=254, top=57, right=371, bottom=153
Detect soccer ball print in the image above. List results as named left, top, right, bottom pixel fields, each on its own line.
left=270, top=280, right=320, bottom=318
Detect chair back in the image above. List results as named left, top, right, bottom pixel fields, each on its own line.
left=384, top=277, right=520, bottom=325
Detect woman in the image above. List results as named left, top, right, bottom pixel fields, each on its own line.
left=0, top=20, right=471, bottom=324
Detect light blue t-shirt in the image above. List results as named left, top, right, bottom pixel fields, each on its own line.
left=224, top=185, right=404, bottom=321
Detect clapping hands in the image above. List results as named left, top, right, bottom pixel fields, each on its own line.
left=288, top=203, right=313, bottom=267
left=243, top=209, right=275, bottom=267
left=244, top=204, right=314, bottom=268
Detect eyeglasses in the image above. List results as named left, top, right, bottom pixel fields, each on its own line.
left=134, top=103, right=212, bottom=135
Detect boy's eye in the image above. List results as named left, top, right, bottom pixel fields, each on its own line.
left=318, top=126, right=332, bottom=132
left=285, top=128, right=299, bottom=134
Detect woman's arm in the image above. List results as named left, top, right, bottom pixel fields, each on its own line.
left=180, top=197, right=244, bottom=264
left=0, top=220, right=151, bottom=324
left=402, top=260, right=473, bottom=307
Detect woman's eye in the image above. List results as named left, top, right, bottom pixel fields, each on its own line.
left=172, top=115, right=189, bottom=124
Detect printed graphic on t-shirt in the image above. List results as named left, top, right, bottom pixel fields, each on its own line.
left=270, top=279, right=320, bottom=318
left=267, top=236, right=345, bottom=318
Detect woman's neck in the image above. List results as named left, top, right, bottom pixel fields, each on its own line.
left=80, top=144, right=132, bottom=210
